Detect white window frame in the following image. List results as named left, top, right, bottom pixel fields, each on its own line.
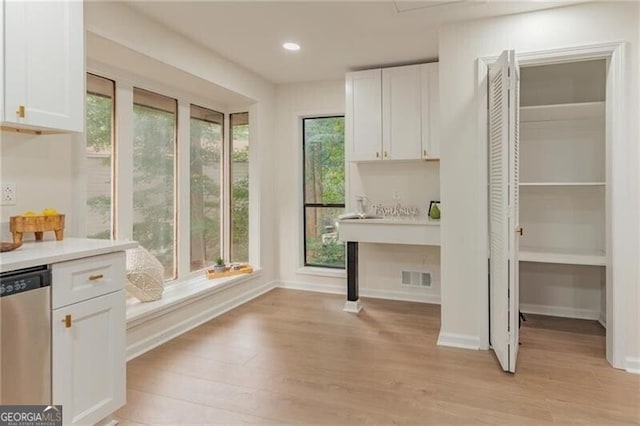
left=78, top=59, right=255, bottom=287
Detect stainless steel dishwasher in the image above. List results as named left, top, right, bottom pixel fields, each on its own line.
left=0, top=265, right=52, bottom=405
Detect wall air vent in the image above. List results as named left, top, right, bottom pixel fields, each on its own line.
left=401, top=271, right=432, bottom=287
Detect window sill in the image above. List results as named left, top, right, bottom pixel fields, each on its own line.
left=126, top=268, right=263, bottom=326
left=296, top=266, right=346, bottom=279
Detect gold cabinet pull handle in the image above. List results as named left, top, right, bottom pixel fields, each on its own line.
left=517, top=227, right=524, bottom=236
left=423, top=150, right=428, bottom=157
left=375, top=152, right=380, bottom=158
left=62, top=315, right=72, bottom=328
left=89, top=274, right=104, bottom=281
left=384, top=151, right=388, bottom=158
left=16, top=106, right=25, bottom=118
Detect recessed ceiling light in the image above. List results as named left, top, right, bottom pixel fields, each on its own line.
left=283, top=42, right=300, bottom=51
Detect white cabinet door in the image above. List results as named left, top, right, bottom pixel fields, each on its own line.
left=421, top=63, right=440, bottom=160
left=4, top=0, right=84, bottom=132
left=52, top=290, right=126, bottom=425
left=488, top=50, right=520, bottom=373
left=346, top=69, right=382, bottom=161
left=382, top=65, right=422, bottom=160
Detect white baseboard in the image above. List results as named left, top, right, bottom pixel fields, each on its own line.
left=437, top=332, right=480, bottom=350
left=597, top=312, right=607, bottom=329
left=625, top=357, right=640, bottom=374
left=520, top=303, right=600, bottom=320
left=277, top=280, right=344, bottom=295
left=276, top=280, right=440, bottom=304
left=126, top=280, right=276, bottom=360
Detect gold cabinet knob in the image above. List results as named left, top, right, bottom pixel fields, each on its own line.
left=16, top=105, right=25, bottom=118
left=423, top=150, right=428, bottom=157
left=376, top=152, right=380, bottom=158
left=62, top=314, right=72, bottom=328
left=384, top=151, right=388, bottom=158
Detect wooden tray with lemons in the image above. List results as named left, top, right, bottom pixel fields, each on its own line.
left=9, top=208, right=65, bottom=244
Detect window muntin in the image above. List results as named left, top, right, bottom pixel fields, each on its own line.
left=230, top=112, right=249, bottom=263
left=302, top=116, right=345, bottom=269
left=132, top=88, right=177, bottom=280
left=86, top=72, right=252, bottom=282
left=190, top=104, right=224, bottom=271
left=85, top=73, right=115, bottom=240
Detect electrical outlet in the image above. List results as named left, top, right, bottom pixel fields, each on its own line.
left=1, top=183, right=16, bottom=205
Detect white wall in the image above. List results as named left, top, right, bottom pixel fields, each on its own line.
left=438, top=2, right=639, bottom=368
left=84, top=2, right=278, bottom=280
left=275, top=79, right=441, bottom=303
left=275, top=80, right=347, bottom=289
left=0, top=132, right=78, bottom=241
left=520, top=263, right=604, bottom=321
left=349, top=161, right=441, bottom=302
left=84, top=2, right=272, bottom=103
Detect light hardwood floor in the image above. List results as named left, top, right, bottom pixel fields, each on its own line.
left=116, top=289, right=640, bottom=425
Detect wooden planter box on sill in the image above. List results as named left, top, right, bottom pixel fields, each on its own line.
left=206, top=264, right=253, bottom=279
left=10, top=214, right=65, bottom=244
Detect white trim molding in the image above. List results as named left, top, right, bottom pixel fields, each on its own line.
left=126, top=280, right=275, bottom=360
left=625, top=357, right=640, bottom=374
left=520, top=304, right=600, bottom=321
left=276, top=280, right=441, bottom=304
left=437, top=332, right=481, bottom=350
left=277, top=280, right=344, bottom=295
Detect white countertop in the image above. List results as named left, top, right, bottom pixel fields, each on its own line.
left=338, top=218, right=440, bottom=246
left=0, top=238, right=138, bottom=273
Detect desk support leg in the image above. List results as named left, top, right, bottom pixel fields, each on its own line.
left=344, top=241, right=362, bottom=313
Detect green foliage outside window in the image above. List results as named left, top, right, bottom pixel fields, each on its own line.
left=303, top=116, right=345, bottom=268
left=132, top=103, right=176, bottom=279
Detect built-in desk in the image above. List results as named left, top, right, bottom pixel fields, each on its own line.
left=337, top=218, right=440, bottom=312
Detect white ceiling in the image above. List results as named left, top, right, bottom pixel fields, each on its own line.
left=126, top=1, right=584, bottom=84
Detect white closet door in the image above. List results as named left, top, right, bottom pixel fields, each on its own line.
left=488, top=50, right=520, bottom=373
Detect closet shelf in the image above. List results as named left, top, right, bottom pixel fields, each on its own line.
left=519, top=247, right=606, bottom=266
left=520, top=101, right=605, bottom=122
left=519, top=182, right=605, bottom=187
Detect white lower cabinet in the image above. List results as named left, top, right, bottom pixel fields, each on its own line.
left=51, top=254, right=126, bottom=425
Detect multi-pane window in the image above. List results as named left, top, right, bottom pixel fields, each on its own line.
left=132, top=88, right=177, bottom=280
left=84, top=72, right=251, bottom=282
left=85, top=74, right=115, bottom=239
left=230, top=112, right=249, bottom=262
left=302, top=116, right=345, bottom=268
left=190, top=105, right=224, bottom=271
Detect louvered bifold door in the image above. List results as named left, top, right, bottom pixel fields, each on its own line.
left=488, top=50, right=520, bottom=373
left=508, top=53, right=521, bottom=373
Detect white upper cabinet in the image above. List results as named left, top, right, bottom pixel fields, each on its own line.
left=346, top=63, right=439, bottom=162
left=421, top=63, right=440, bottom=160
left=382, top=64, right=422, bottom=160
left=2, top=0, right=84, bottom=133
left=346, top=69, right=382, bottom=161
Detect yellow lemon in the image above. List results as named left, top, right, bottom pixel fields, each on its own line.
left=23, top=211, right=37, bottom=217
left=42, top=208, right=58, bottom=216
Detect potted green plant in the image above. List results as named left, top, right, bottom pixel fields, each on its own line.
left=213, top=257, right=227, bottom=273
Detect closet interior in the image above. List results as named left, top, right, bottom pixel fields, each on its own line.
left=518, top=59, right=608, bottom=347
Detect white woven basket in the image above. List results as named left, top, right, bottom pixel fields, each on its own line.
left=125, top=246, right=165, bottom=302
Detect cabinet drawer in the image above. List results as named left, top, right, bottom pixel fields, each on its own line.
left=52, top=252, right=125, bottom=309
